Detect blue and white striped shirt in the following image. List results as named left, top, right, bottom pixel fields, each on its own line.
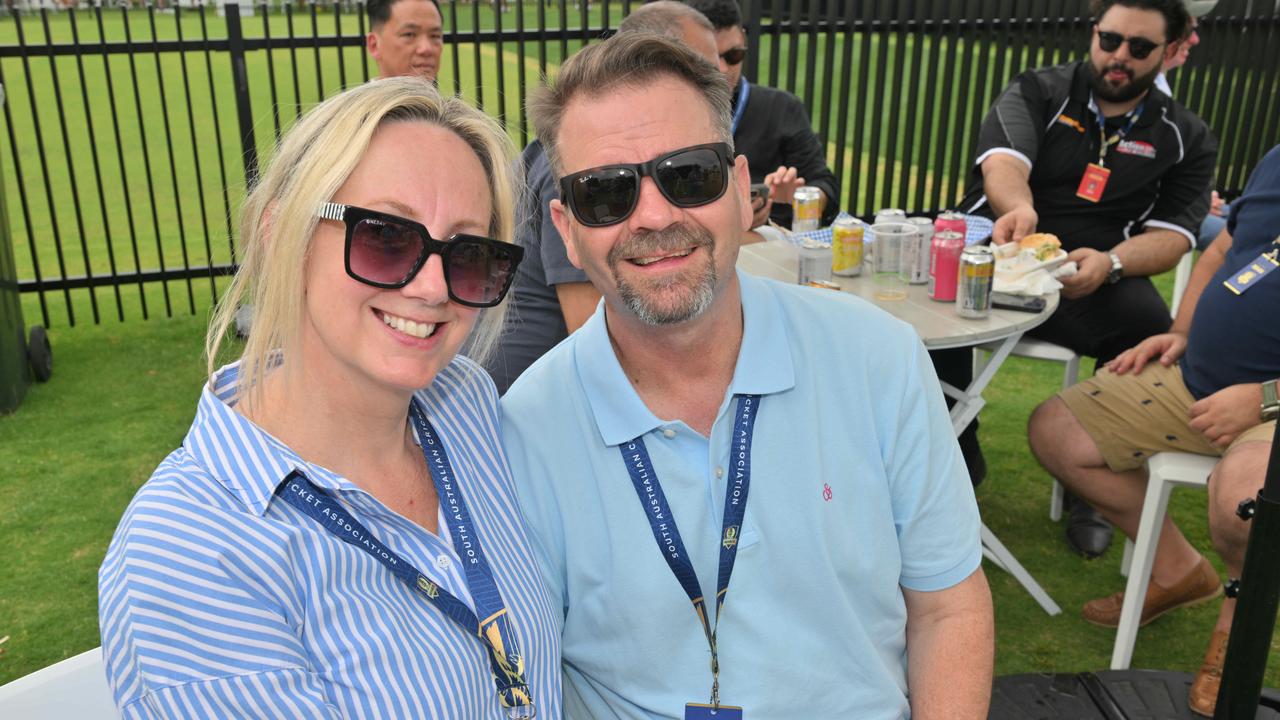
left=99, top=357, right=562, bottom=719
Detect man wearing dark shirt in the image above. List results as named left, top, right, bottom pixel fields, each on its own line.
left=685, top=0, right=840, bottom=230
left=939, top=0, right=1216, bottom=551
left=1027, top=143, right=1280, bottom=718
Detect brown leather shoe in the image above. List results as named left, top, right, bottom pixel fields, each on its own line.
left=1188, top=629, right=1230, bottom=717
left=1082, top=555, right=1222, bottom=628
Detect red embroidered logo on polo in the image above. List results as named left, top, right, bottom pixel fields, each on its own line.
left=1115, top=139, right=1157, bottom=159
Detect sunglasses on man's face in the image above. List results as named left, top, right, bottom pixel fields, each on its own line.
left=316, top=203, right=523, bottom=308
left=1096, top=29, right=1164, bottom=59
left=558, top=143, right=733, bottom=228
left=720, top=46, right=747, bottom=66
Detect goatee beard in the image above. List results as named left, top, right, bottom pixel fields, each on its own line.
left=1088, top=60, right=1160, bottom=104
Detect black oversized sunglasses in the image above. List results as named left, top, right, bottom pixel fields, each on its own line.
left=317, top=203, right=523, bottom=308
left=1096, top=29, right=1163, bottom=59
left=720, top=46, right=747, bottom=66
left=558, top=143, right=733, bottom=228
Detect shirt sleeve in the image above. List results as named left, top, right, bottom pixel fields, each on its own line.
left=888, top=340, right=983, bottom=592
left=972, top=71, right=1050, bottom=170
left=99, top=481, right=339, bottom=719
left=1143, top=121, right=1218, bottom=249
left=525, top=147, right=589, bottom=287
left=779, top=94, right=841, bottom=225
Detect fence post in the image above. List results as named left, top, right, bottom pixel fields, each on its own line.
left=741, top=0, right=760, bottom=84
left=225, top=4, right=260, bottom=184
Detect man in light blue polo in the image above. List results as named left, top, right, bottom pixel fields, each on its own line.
left=502, top=32, right=994, bottom=719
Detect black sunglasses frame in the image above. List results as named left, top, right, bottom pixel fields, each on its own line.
left=317, top=203, right=524, bottom=308
left=1095, top=28, right=1164, bottom=59
left=720, top=46, right=748, bottom=66
left=558, top=142, right=735, bottom=228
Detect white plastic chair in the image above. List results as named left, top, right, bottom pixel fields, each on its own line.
left=0, top=647, right=118, bottom=720
left=1110, top=451, right=1217, bottom=670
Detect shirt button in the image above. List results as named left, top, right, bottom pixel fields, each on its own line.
left=662, top=428, right=677, bottom=439
left=715, top=467, right=725, bottom=479
left=436, top=555, right=451, bottom=570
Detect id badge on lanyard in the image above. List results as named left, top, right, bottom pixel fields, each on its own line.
left=1223, top=238, right=1280, bottom=295
left=619, top=395, right=762, bottom=719
left=1077, top=98, right=1143, bottom=203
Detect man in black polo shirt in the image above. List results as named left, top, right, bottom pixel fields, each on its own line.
left=684, top=0, right=840, bottom=231
left=952, top=0, right=1216, bottom=556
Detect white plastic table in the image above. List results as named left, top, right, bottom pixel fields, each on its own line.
left=738, top=239, right=1063, bottom=616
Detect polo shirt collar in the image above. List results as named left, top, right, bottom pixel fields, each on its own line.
left=183, top=361, right=357, bottom=516
left=575, top=269, right=796, bottom=447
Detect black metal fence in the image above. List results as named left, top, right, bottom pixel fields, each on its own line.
left=1, top=0, right=1278, bottom=326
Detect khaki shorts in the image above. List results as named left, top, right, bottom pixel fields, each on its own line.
left=1059, top=362, right=1276, bottom=473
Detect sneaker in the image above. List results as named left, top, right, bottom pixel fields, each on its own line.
left=1082, top=555, right=1222, bottom=628
left=1188, top=629, right=1229, bottom=717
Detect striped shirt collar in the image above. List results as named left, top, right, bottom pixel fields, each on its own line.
left=184, top=361, right=360, bottom=517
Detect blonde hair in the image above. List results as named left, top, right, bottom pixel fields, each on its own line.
left=206, top=76, right=519, bottom=397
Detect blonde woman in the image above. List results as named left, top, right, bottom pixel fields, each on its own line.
left=98, top=77, right=560, bottom=719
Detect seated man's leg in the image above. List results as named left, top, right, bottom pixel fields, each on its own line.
left=1189, top=430, right=1274, bottom=716
left=1028, top=364, right=1223, bottom=624
left=1028, top=277, right=1173, bottom=554
left=1028, top=276, right=1172, bottom=368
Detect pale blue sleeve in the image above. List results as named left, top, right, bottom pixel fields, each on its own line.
left=888, top=340, right=983, bottom=592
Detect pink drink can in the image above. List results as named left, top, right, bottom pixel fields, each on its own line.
left=934, top=211, right=968, bottom=239
left=928, top=230, right=966, bottom=302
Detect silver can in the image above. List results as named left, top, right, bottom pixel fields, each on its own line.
left=874, top=208, right=907, bottom=225
left=899, top=217, right=933, bottom=284
left=792, top=186, right=823, bottom=234
left=956, top=246, right=995, bottom=318
left=797, top=238, right=832, bottom=286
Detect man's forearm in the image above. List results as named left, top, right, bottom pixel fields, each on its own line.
left=1112, top=229, right=1190, bottom=277
left=981, top=154, right=1035, bottom=216
left=905, top=570, right=994, bottom=720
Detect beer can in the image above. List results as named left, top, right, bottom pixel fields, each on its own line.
left=792, top=186, right=822, bottom=234
left=797, top=238, right=832, bottom=286
left=934, top=211, right=968, bottom=239
left=831, top=217, right=864, bottom=277
left=874, top=208, right=907, bottom=225
left=927, top=231, right=966, bottom=302
left=956, top=245, right=995, bottom=318
left=900, top=217, right=933, bottom=284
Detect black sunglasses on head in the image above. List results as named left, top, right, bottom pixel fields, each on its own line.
left=317, top=203, right=523, bottom=308
left=1096, top=29, right=1164, bottom=59
left=720, top=46, right=747, bottom=66
left=558, top=142, right=734, bottom=228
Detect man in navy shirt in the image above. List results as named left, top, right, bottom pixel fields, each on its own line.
left=1028, top=144, right=1280, bottom=718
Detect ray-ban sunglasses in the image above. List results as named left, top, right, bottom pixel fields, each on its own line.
left=317, top=203, right=523, bottom=308
left=558, top=142, right=734, bottom=228
left=1095, top=29, right=1164, bottom=59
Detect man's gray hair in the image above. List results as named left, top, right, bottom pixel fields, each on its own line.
left=528, top=33, right=732, bottom=175
left=617, top=0, right=714, bottom=39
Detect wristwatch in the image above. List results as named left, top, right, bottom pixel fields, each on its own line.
left=1106, top=252, right=1124, bottom=284
left=1263, top=379, right=1279, bottom=423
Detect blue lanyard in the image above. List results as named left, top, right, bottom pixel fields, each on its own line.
left=618, top=394, right=761, bottom=709
left=731, top=76, right=750, bottom=135
left=1091, top=94, right=1145, bottom=167
left=275, top=401, right=535, bottom=718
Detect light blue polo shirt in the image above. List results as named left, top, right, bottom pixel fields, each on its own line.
left=501, top=270, right=981, bottom=720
